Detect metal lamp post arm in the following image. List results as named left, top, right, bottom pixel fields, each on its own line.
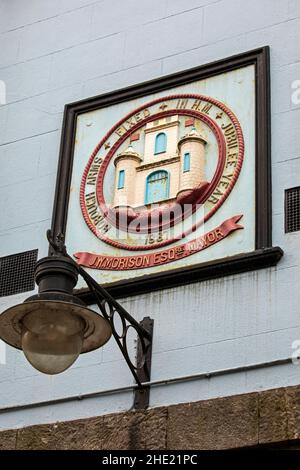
left=47, top=230, right=154, bottom=394
left=77, top=264, right=151, bottom=340
left=77, top=264, right=152, bottom=389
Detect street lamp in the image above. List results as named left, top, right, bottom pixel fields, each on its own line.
left=0, top=230, right=153, bottom=405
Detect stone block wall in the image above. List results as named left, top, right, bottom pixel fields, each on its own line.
left=2, top=384, right=300, bottom=450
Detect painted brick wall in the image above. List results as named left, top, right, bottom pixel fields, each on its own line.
left=0, top=0, right=300, bottom=431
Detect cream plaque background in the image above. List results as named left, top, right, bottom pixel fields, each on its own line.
left=66, top=65, right=255, bottom=287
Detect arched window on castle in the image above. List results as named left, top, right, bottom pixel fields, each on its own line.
left=145, top=170, right=169, bottom=204
left=154, top=132, right=167, bottom=154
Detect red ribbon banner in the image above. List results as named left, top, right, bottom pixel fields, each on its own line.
left=74, top=215, right=243, bottom=271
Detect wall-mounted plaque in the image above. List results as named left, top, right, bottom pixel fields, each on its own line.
left=51, top=47, right=282, bottom=299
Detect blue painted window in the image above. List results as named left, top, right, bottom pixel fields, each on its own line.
left=145, top=170, right=169, bottom=204
left=183, top=152, right=190, bottom=172
left=117, top=170, right=125, bottom=189
left=154, top=132, right=167, bottom=154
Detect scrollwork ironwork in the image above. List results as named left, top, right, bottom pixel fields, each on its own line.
left=79, top=266, right=152, bottom=388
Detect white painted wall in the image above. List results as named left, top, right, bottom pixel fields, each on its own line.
left=0, top=0, right=300, bottom=431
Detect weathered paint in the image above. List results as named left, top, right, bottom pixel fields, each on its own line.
left=0, top=0, right=299, bottom=432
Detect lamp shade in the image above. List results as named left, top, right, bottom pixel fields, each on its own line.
left=0, top=298, right=112, bottom=374
left=0, top=299, right=112, bottom=351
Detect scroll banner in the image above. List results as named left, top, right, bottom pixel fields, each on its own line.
left=74, top=215, right=243, bottom=271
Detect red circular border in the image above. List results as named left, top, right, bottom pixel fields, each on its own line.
left=80, top=94, right=244, bottom=251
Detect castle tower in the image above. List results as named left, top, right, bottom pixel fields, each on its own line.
left=113, top=145, right=142, bottom=208
left=143, top=115, right=179, bottom=164
left=177, top=127, right=207, bottom=197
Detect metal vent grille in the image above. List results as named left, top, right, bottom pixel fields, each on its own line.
left=285, top=187, right=300, bottom=233
left=0, top=249, right=38, bottom=298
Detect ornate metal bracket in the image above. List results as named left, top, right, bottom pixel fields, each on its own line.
left=47, top=230, right=154, bottom=407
